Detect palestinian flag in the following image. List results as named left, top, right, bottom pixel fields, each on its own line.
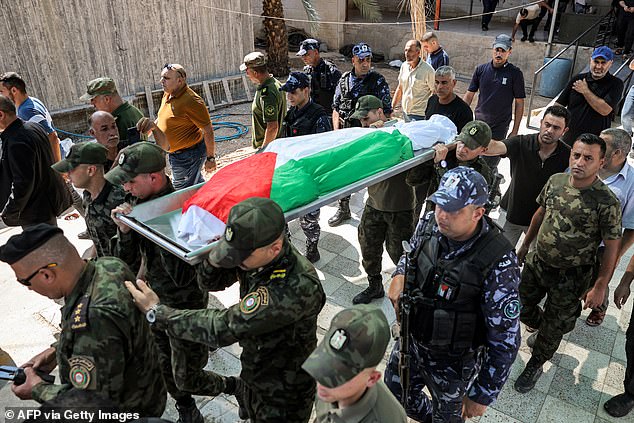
left=177, top=116, right=457, bottom=245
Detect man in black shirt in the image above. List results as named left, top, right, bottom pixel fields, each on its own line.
left=297, top=39, right=342, bottom=115
left=483, top=105, right=571, bottom=247
left=557, top=46, right=623, bottom=146
left=425, top=66, right=474, bottom=133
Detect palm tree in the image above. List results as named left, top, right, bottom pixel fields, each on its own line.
left=263, top=0, right=382, bottom=76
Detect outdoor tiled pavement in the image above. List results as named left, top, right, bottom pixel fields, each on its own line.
left=2, top=156, right=634, bottom=423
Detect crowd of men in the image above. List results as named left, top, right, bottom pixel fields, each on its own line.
left=3, top=23, right=634, bottom=423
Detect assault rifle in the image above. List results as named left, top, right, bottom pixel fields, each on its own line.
left=399, top=240, right=417, bottom=408
left=0, top=366, right=55, bottom=385
left=485, top=172, right=505, bottom=214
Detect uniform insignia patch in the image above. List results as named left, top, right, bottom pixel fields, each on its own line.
left=68, top=356, right=96, bottom=390
left=503, top=299, right=521, bottom=319
left=70, top=296, right=90, bottom=331
left=469, top=127, right=478, bottom=136
left=118, top=153, right=126, bottom=165
left=256, top=286, right=269, bottom=305
left=225, top=226, right=234, bottom=242
left=265, top=105, right=275, bottom=116
left=269, top=269, right=286, bottom=280
left=329, top=329, right=348, bottom=350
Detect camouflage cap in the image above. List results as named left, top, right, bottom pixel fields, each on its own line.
left=455, top=120, right=492, bottom=150
left=352, top=42, right=372, bottom=59
left=208, top=197, right=286, bottom=268
left=493, top=34, right=513, bottom=51
left=52, top=142, right=108, bottom=173
left=240, top=52, right=267, bottom=71
left=428, top=166, right=489, bottom=212
left=350, top=95, right=383, bottom=120
left=104, top=142, right=166, bottom=185
left=80, top=77, right=117, bottom=101
left=301, top=305, right=389, bottom=388
left=296, top=38, right=320, bottom=56
left=280, top=72, right=310, bottom=92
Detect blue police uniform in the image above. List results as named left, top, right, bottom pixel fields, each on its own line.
left=384, top=167, right=521, bottom=422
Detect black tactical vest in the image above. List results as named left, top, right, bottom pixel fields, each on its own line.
left=336, top=70, right=380, bottom=125
left=283, top=102, right=328, bottom=137
left=410, top=214, right=512, bottom=352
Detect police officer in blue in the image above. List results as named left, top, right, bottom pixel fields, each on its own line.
left=384, top=166, right=521, bottom=422
left=297, top=39, right=342, bottom=115
left=329, top=42, right=392, bottom=227
left=280, top=72, right=332, bottom=262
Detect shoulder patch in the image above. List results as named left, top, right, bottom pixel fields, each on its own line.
left=239, top=287, right=270, bottom=315
left=503, top=299, right=521, bottom=319
left=269, top=269, right=286, bottom=280
left=68, top=356, right=97, bottom=390
left=70, top=296, right=90, bottom=331
left=264, top=104, right=276, bottom=116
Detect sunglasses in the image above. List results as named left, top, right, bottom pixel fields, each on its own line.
left=162, top=63, right=186, bottom=78
left=18, top=263, right=57, bottom=286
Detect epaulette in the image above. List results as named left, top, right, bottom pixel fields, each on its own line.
left=70, top=295, right=90, bottom=331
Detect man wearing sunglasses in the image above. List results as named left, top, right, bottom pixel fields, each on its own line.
left=137, top=63, right=216, bottom=190
left=0, top=224, right=166, bottom=416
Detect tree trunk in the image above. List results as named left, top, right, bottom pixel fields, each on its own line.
left=263, top=0, right=289, bottom=76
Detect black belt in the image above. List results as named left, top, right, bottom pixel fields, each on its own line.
left=172, top=138, right=203, bottom=155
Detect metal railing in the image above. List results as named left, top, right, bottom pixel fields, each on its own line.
left=525, top=10, right=615, bottom=130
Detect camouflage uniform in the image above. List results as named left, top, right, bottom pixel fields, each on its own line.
left=150, top=240, right=326, bottom=423
left=32, top=257, right=167, bottom=417
left=112, top=182, right=221, bottom=405
left=520, top=173, right=622, bottom=365
left=384, top=215, right=521, bottom=421
left=82, top=181, right=126, bottom=257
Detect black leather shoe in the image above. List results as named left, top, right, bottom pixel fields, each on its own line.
left=78, top=230, right=90, bottom=240
left=604, top=393, right=634, bottom=417
left=352, top=285, right=385, bottom=304
left=521, top=36, right=527, bottom=41
left=526, top=331, right=538, bottom=349
left=328, top=205, right=351, bottom=227
left=514, top=361, right=543, bottom=393
left=175, top=402, right=204, bottom=423
left=305, top=242, right=320, bottom=263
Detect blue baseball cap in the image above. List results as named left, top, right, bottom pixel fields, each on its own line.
left=592, top=46, right=614, bottom=61
left=352, top=43, right=372, bottom=59
left=280, top=72, right=310, bottom=92
left=296, top=39, right=320, bottom=56
left=428, top=167, right=489, bottom=212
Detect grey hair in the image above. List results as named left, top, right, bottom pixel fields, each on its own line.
left=601, top=128, right=632, bottom=154
left=435, top=65, right=456, bottom=80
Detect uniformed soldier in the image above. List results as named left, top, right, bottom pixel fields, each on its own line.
left=107, top=142, right=223, bottom=423
left=407, top=120, right=495, bottom=218
left=281, top=71, right=332, bottom=262
left=241, top=52, right=286, bottom=149
left=385, top=167, right=521, bottom=421
left=302, top=304, right=408, bottom=423
left=52, top=142, right=126, bottom=258
left=0, top=224, right=166, bottom=416
left=125, top=197, right=327, bottom=423
left=515, top=134, right=622, bottom=393
left=329, top=42, right=392, bottom=227
left=349, top=95, right=415, bottom=305
left=296, top=38, right=342, bottom=114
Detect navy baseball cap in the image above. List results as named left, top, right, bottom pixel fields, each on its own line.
left=592, top=46, right=614, bottom=61
left=296, top=39, right=320, bottom=56
left=280, top=72, right=310, bottom=92
left=352, top=43, right=372, bottom=59
left=428, top=167, right=489, bottom=212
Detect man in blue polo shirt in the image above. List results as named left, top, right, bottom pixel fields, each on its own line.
left=464, top=34, right=526, bottom=170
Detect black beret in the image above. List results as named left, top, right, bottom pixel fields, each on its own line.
left=0, top=224, right=63, bottom=265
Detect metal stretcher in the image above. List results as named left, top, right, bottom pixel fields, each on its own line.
left=118, top=147, right=436, bottom=265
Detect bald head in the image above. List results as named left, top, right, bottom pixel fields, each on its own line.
left=89, top=111, right=119, bottom=149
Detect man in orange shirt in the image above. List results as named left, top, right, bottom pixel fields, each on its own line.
left=138, top=64, right=216, bottom=190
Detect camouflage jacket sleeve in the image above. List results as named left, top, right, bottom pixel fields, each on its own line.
left=468, top=251, right=521, bottom=405
left=32, top=306, right=134, bottom=403
left=111, top=229, right=142, bottom=273
left=195, top=259, right=240, bottom=292
left=156, top=274, right=324, bottom=348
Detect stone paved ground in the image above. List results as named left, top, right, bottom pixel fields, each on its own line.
left=2, top=126, right=634, bottom=423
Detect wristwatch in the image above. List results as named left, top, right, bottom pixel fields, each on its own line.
left=146, top=303, right=160, bottom=324
left=206, top=155, right=216, bottom=162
